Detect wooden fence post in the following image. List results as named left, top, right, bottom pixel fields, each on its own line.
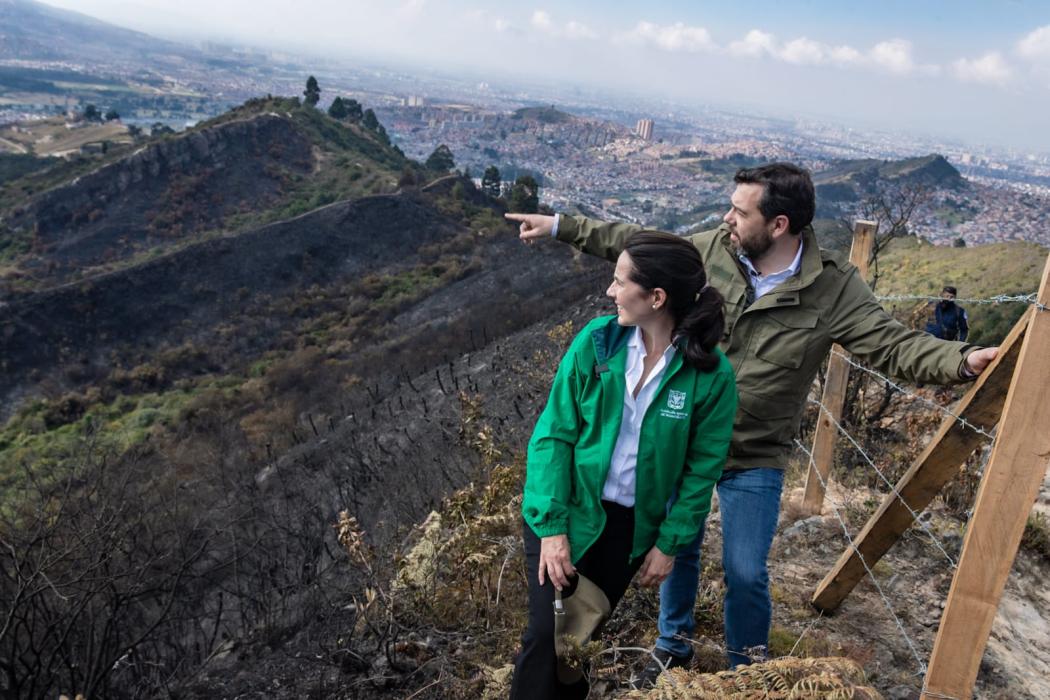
left=922, top=253, right=1050, bottom=699
left=811, top=306, right=1029, bottom=611
left=802, top=220, right=876, bottom=515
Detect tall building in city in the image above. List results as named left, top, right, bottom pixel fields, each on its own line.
left=635, top=118, right=654, bottom=141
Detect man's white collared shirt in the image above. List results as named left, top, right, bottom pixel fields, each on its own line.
left=602, top=327, right=677, bottom=507
left=739, top=241, right=804, bottom=300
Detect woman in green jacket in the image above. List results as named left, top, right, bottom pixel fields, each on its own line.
left=511, top=231, right=738, bottom=699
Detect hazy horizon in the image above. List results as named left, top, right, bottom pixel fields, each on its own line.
left=32, top=0, right=1050, bottom=153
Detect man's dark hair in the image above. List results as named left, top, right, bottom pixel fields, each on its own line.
left=733, top=162, right=815, bottom=235
left=942, top=285, right=957, bottom=296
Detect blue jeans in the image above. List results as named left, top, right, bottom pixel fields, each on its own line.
left=657, top=467, right=784, bottom=667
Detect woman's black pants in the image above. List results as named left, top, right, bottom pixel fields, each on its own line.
left=510, top=501, right=643, bottom=700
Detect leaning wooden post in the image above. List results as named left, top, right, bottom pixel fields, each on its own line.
left=922, top=252, right=1050, bottom=700
left=802, top=220, right=876, bottom=514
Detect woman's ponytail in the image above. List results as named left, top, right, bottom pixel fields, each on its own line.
left=676, top=285, right=724, bottom=371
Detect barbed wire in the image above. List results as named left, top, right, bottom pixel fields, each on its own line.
left=828, top=349, right=997, bottom=441
left=807, top=398, right=959, bottom=569
left=794, top=438, right=930, bottom=677
left=874, top=292, right=1047, bottom=311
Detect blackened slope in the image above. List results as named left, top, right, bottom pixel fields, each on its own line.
left=271, top=294, right=608, bottom=544
left=0, top=187, right=610, bottom=412
left=0, top=192, right=455, bottom=396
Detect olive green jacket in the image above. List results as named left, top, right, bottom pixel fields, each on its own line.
left=524, top=315, right=737, bottom=562
left=556, top=217, right=977, bottom=471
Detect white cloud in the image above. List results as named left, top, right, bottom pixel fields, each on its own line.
left=869, top=39, right=915, bottom=74
left=727, top=31, right=919, bottom=73
left=829, top=45, right=862, bottom=65
left=728, top=29, right=775, bottom=57
left=625, top=21, right=715, bottom=53
left=780, top=37, right=825, bottom=65
left=494, top=17, right=509, bottom=33
left=530, top=10, right=552, bottom=31
left=952, top=51, right=1013, bottom=85
left=1018, top=25, right=1050, bottom=61
left=529, top=9, right=594, bottom=39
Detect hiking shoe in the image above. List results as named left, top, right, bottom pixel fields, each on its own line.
left=632, top=647, right=693, bottom=689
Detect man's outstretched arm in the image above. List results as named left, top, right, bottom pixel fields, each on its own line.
left=505, top=213, right=644, bottom=263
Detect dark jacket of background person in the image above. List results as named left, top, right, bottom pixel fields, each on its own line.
left=925, top=300, right=969, bottom=342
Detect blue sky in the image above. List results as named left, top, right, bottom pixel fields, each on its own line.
left=44, top=0, right=1050, bottom=151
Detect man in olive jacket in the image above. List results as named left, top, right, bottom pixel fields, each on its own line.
left=506, top=162, right=999, bottom=682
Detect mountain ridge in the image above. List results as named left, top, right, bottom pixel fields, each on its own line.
left=0, top=98, right=409, bottom=297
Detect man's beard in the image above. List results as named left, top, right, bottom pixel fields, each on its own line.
left=731, top=227, right=774, bottom=260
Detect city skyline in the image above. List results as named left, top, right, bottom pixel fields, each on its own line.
left=31, top=1, right=1050, bottom=150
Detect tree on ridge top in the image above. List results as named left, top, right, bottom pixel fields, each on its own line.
left=425, top=144, right=455, bottom=172
left=327, top=97, right=348, bottom=120
left=304, top=76, right=321, bottom=107
left=482, top=166, right=501, bottom=199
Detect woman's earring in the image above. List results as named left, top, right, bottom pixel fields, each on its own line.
left=652, top=304, right=658, bottom=309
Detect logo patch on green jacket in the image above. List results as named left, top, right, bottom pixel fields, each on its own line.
left=667, top=390, right=686, bottom=410
left=660, top=390, right=688, bottom=420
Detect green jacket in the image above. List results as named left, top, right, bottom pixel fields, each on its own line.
left=523, top=315, right=737, bottom=563
left=556, top=217, right=977, bottom=471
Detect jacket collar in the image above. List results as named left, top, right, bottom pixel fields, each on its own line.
left=590, top=316, right=684, bottom=384
left=591, top=316, right=634, bottom=366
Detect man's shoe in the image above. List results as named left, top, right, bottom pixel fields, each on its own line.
left=632, top=647, right=693, bottom=689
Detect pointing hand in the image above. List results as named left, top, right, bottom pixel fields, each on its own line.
left=505, top=213, right=556, bottom=244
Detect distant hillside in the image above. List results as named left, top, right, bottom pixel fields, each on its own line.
left=0, top=97, right=410, bottom=297
left=814, top=154, right=964, bottom=208
left=812, top=218, right=854, bottom=252
left=0, top=0, right=233, bottom=67
left=511, top=105, right=576, bottom=124
left=871, top=236, right=1046, bottom=345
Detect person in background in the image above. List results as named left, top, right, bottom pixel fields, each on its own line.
left=924, top=285, right=969, bottom=341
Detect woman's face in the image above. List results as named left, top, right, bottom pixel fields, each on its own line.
left=607, top=251, right=658, bottom=326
